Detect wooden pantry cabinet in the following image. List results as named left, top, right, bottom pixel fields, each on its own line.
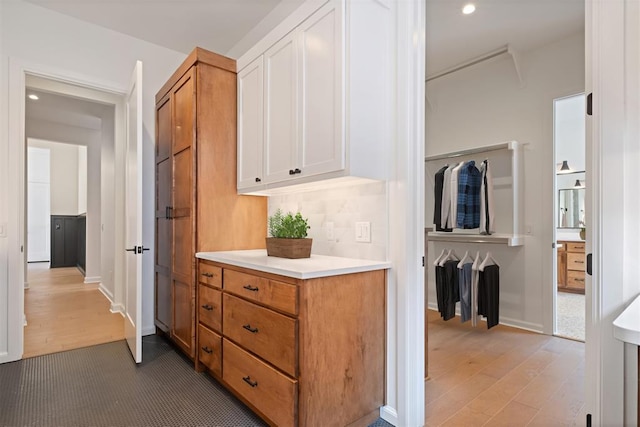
left=557, top=240, right=585, bottom=294
left=154, top=47, right=267, bottom=359
left=195, top=259, right=386, bottom=427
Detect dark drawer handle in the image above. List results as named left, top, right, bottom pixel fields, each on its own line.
left=243, top=324, right=259, bottom=334
left=202, top=272, right=215, bottom=278
left=574, top=260, right=585, bottom=264
left=201, top=346, right=213, bottom=354
left=255, top=177, right=261, bottom=182
left=243, top=285, right=259, bottom=292
left=575, top=278, right=585, bottom=282
left=201, top=304, right=213, bottom=311
left=242, top=376, right=258, bottom=388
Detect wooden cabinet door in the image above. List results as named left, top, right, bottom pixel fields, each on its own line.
left=171, top=69, right=196, bottom=357
left=237, top=56, right=265, bottom=189
left=298, top=3, right=344, bottom=177
left=155, top=95, right=172, bottom=332
left=264, top=32, right=298, bottom=184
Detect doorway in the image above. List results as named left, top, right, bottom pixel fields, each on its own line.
left=553, top=93, right=586, bottom=342
left=22, top=77, right=124, bottom=357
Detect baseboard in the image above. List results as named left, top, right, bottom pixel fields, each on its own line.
left=110, top=303, right=124, bottom=315
left=142, top=325, right=156, bottom=336
left=426, top=304, right=544, bottom=334
left=380, top=406, right=398, bottom=426
left=98, top=284, right=114, bottom=303
left=84, top=276, right=101, bottom=284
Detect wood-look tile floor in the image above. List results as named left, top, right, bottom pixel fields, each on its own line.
left=23, top=263, right=124, bottom=358
left=426, top=309, right=585, bottom=426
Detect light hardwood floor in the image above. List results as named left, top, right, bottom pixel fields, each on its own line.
left=24, top=263, right=124, bottom=358
left=426, top=309, right=585, bottom=426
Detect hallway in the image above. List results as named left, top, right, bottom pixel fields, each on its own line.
left=24, top=263, right=124, bottom=358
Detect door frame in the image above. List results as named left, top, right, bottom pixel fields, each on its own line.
left=4, top=57, right=127, bottom=363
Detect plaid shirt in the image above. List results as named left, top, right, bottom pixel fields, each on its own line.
left=456, top=161, right=481, bottom=228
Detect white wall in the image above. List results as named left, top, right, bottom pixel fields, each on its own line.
left=78, top=145, right=87, bottom=214
left=425, top=32, right=585, bottom=333
left=268, top=181, right=387, bottom=261
left=28, top=139, right=80, bottom=216
left=0, top=0, right=187, bottom=362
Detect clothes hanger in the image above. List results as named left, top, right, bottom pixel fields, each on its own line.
left=472, top=251, right=481, bottom=270
left=479, top=251, right=499, bottom=271
left=457, top=250, right=472, bottom=268
left=433, top=248, right=447, bottom=266
left=439, top=249, right=459, bottom=267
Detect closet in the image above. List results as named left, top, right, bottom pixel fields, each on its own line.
left=424, top=142, right=524, bottom=362
left=154, top=47, right=267, bottom=359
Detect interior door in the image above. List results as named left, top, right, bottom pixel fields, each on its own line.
left=27, top=147, right=51, bottom=262
left=124, top=60, right=144, bottom=363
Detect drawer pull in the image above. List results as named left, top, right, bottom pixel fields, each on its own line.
left=201, top=272, right=215, bottom=278
left=242, top=376, right=258, bottom=388
left=201, top=304, right=214, bottom=311
left=575, top=278, right=585, bottom=282
left=243, top=284, right=259, bottom=292
left=574, top=260, right=585, bottom=264
left=242, top=324, right=259, bottom=334
left=201, top=346, right=213, bottom=354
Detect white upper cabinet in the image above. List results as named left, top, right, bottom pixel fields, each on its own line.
left=264, top=31, right=298, bottom=184
left=237, top=56, right=264, bottom=189
left=237, top=0, right=393, bottom=194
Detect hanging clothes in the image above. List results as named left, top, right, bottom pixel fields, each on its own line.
left=434, top=165, right=452, bottom=232
left=458, top=262, right=473, bottom=322
left=440, top=166, right=453, bottom=229
left=442, top=259, right=460, bottom=321
left=435, top=264, right=447, bottom=317
left=479, top=160, right=495, bottom=235
left=448, top=162, right=465, bottom=229
left=471, top=252, right=481, bottom=327
left=478, top=264, right=500, bottom=329
left=456, top=161, right=481, bottom=229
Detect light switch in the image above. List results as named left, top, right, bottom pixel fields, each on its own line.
left=355, top=221, right=371, bottom=243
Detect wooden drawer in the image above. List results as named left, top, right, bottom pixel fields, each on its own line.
left=198, top=285, right=222, bottom=332
left=567, top=252, right=586, bottom=271
left=566, top=242, right=585, bottom=253
left=199, top=262, right=222, bottom=289
left=567, top=270, right=585, bottom=290
left=198, top=324, right=222, bottom=378
left=225, top=269, right=298, bottom=315
left=223, top=339, right=297, bottom=427
left=223, top=294, right=297, bottom=377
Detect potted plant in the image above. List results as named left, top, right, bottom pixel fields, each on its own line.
left=266, top=209, right=312, bottom=258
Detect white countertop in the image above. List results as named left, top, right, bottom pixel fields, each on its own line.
left=196, top=249, right=391, bottom=280
left=613, top=295, right=640, bottom=345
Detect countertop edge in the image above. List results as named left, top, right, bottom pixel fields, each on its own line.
left=613, top=294, right=640, bottom=346
left=196, top=251, right=391, bottom=280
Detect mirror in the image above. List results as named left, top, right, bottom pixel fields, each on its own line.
left=558, top=188, right=585, bottom=228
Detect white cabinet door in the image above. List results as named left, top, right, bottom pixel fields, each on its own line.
left=298, top=4, right=344, bottom=177
left=237, top=56, right=265, bottom=190
left=264, top=32, right=298, bottom=184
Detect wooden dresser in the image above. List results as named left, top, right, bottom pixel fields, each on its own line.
left=195, top=253, right=387, bottom=427
left=557, top=240, right=585, bottom=294
left=154, top=47, right=267, bottom=359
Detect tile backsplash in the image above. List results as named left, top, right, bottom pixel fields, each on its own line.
left=268, top=181, right=388, bottom=261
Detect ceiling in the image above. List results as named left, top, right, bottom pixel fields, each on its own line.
left=24, top=0, right=585, bottom=76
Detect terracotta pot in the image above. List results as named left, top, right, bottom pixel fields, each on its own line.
left=265, top=237, right=312, bottom=259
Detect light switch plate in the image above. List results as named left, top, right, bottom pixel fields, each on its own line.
left=355, top=221, right=371, bottom=243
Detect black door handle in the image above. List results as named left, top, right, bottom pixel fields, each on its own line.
left=587, top=253, right=592, bottom=275
left=125, top=247, right=137, bottom=252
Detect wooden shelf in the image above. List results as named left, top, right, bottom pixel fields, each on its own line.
left=427, top=231, right=524, bottom=247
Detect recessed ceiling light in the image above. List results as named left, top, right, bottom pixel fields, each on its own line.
left=28, top=94, right=39, bottom=100
left=462, top=3, right=476, bottom=14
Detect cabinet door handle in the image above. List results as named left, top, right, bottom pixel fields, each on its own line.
left=255, top=177, right=261, bottom=182
left=201, top=304, right=213, bottom=311
left=201, top=272, right=215, bottom=278
left=201, top=346, right=213, bottom=354
left=289, top=169, right=296, bottom=175
left=243, top=324, right=259, bottom=334
left=242, top=376, right=258, bottom=388
left=294, top=168, right=301, bottom=174
left=243, top=285, right=259, bottom=292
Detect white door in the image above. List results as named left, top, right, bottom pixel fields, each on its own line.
left=124, top=61, right=144, bottom=363
left=237, top=56, right=264, bottom=190
left=27, top=147, right=51, bottom=262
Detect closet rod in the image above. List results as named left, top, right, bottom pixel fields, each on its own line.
left=424, top=141, right=517, bottom=162
left=426, top=45, right=509, bottom=83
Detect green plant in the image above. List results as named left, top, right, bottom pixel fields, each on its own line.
left=268, top=209, right=310, bottom=238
